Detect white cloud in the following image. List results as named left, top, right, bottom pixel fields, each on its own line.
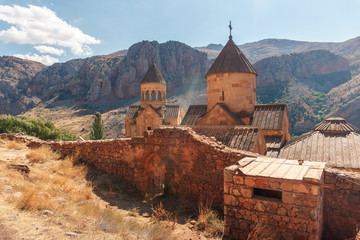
left=14, top=53, right=59, bottom=65
left=0, top=4, right=100, bottom=56
left=34, top=45, right=64, bottom=55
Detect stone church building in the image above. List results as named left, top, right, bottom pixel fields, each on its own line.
left=125, top=34, right=291, bottom=153
left=180, top=35, right=290, bottom=155
left=125, top=62, right=182, bottom=138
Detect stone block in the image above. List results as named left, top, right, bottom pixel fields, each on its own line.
left=224, top=195, right=237, bottom=206
left=254, top=202, right=265, bottom=212
left=280, top=182, right=293, bottom=191
left=294, top=184, right=309, bottom=194
left=244, top=178, right=255, bottom=187
left=240, top=188, right=253, bottom=198
left=255, top=179, right=270, bottom=188
left=269, top=181, right=280, bottom=189
left=233, top=175, right=244, bottom=184
left=277, top=207, right=287, bottom=216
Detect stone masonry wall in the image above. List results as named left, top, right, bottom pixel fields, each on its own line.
left=0, top=127, right=256, bottom=207
left=323, top=168, right=360, bottom=240
left=224, top=167, right=324, bottom=240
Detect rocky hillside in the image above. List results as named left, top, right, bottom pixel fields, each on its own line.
left=0, top=41, right=208, bottom=115
left=0, top=56, right=46, bottom=115
left=254, top=50, right=351, bottom=135
left=113, top=41, right=208, bottom=99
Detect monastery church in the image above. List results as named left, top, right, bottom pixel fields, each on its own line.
left=126, top=32, right=290, bottom=156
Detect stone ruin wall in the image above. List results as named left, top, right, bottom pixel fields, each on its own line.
left=323, top=168, right=360, bottom=240
left=0, top=127, right=256, bottom=207
left=1, top=129, right=359, bottom=239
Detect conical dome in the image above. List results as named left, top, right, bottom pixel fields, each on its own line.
left=205, top=37, right=257, bottom=77
left=141, top=62, right=166, bottom=84
left=312, top=117, right=358, bottom=133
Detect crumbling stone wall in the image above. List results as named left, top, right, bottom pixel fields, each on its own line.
left=223, top=167, right=324, bottom=240
left=323, top=168, right=360, bottom=240
left=0, top=127, right=256, bottom=206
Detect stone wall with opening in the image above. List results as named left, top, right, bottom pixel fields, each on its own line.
left=224, top=157, right=325, bottom=240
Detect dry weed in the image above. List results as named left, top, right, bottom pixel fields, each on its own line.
left=26, top=145, right=60, bottom=163
left=196, top=199, right=223, bottom=238
left=247, top=221, right=278, bottom=240
left=16, top=187, right=55, bottom=211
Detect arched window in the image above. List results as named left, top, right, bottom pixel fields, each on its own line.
left=158, top=91, right=162, bottom=101
left=151, top=91, right=156, bottom=101
left=146, top=91, right=150, bottom=101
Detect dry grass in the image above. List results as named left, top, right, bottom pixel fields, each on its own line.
left=195, top=199, right=224, bottom=238
left=0, top=140, right=27, bottom=150
left=26, top=145, right=61, bottom=163
left=0, top=147, right=172, bottom=239
left=247, top=221, right=278, bottom=240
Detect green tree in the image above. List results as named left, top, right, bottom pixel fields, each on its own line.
left=89, top=112, right=106, bottom=140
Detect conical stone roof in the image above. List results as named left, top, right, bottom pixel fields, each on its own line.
left=312, top=117, right=358, bottom=133
left=141, top=62, right=166, bottom=84
left=205, top=37, right=257, bottom=77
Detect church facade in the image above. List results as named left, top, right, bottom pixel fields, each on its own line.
left=125, top=62, right=181, bottom=138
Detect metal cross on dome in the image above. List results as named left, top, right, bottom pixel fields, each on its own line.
left=229, top=21, right=232, bottom=38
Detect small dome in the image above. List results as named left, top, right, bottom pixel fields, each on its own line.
left=141, top=62, right=166, bottom=84
left=312, top=117, right=358, bottom=133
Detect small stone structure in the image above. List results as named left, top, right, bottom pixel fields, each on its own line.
left=224, top=156, right=326, bottom=240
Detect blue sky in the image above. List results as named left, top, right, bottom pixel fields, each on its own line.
left=0, top=0, right=360, bottom=65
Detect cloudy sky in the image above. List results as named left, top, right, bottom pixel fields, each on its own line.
left=0, top=0, right=360, bottom=65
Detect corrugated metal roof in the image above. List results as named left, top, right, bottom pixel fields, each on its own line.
left=192, top=126, right=260, bottom=152
left=125, top=105, right=141, bottom=119
left=251, top=104, right=286, bottom=130
left=205, top=37, right=257, bottom=77
left=141, top=62, right=166, bottom=84
left=312, top=117, right=358, bottom=133
left=235, top=156, right=325, bottom=183
left=164, top=105, right=180, bottom=119
left=125, top=105, right=179, bottom=120
left=278, top=131, right=360, bottom=169
left=181, top=105, right=207, bottom=125
left=264, top=135, right=283, bottom=149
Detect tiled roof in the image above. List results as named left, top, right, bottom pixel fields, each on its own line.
left=278, top=131, right=360, bottom=169
left=191, top=126, right=261, bottom=152
left=125, top=105, right=180, bottom=120
left=313, top=117, right=358, bottom=133
left=264, top=135, right=283, bottom=149
left=234, top=156, right=325, bottom=183
left=141, top=62, right=166, bottom=84
left=125, top=105, right=141, bottom=119
left=164, top=105, right=180, bottom=119
left=205, top=37, right=257, bottom=77
left=181, top=105, right=207, bottom=125
left=251, top=104, right=286, bottom=130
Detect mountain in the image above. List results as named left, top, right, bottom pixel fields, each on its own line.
left=2, top=37, right=360, bottom=137
left=0, top=56, right=46, bottom=115
left=255, top=50, right=351, bottom=135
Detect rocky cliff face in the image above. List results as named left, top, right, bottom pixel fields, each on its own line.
left=1, top=41, right=208, bottom=115
left=0, top=56, right=46, bottom=114
left=29, top=55, right=124, bottom=102
left=114, top=40, right=208, bottom=99
left=255, top=50, right=351, bottom=135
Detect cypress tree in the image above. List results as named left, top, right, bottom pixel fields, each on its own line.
left=89, top=112, right=106, bottom=140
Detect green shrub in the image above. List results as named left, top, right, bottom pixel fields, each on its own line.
left=0, top=115, right=77, bottom=141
